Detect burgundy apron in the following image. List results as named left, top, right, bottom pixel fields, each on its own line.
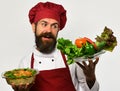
left=30, top=52, right=76, bottom=91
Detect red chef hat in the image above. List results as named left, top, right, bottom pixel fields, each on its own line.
left=28, top=2, right=67, bottom=30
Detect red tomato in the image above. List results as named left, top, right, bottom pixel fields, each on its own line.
left=75, top=38, right=87, bottom=48
left=84, top=37, right=97, bottom=50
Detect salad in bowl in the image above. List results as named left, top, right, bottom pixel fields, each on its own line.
left=57, top=26, right=117, bottom=64
left=2, top=68, right=38, bottom=85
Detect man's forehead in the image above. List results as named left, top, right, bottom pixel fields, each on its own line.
left=39, top=18, right=59, bottom=24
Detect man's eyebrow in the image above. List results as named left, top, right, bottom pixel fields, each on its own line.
left=40, top=20, right=47, bottom=23
left=51, top=23, right=59, bottom=25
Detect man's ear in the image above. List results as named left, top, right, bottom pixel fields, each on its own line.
left=31, top=23, right=35, bottom=32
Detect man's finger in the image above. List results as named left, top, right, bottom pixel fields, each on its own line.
left=76, top=62, right=85, bottom=70
left=94, top=57, right=99, bottom=66
left=82, top=61, right=88, bottom=67
left=88, top=60, right=94, bottom=69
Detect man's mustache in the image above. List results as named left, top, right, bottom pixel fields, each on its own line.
left=40, top=33, right=55, bottom=39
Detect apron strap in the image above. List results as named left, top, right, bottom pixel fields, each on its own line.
left=31, top=53, right=34, bottom=68
left=60, top=51, right=68, bottom=67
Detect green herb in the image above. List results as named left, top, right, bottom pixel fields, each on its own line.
left=57, top=38, right=84, bottom=64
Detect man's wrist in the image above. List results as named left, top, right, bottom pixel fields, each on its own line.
left=86, top=76, right=96, bottom=89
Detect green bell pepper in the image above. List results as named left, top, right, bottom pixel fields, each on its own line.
left=84, top=42, right=96, bottom=55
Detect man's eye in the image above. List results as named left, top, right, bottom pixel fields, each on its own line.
left=52, top=24, right=59, bottom=29
left=41, top=23, right=47, bottom=27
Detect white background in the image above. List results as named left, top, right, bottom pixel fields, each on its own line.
left=0, top=0, right=120, bottom=91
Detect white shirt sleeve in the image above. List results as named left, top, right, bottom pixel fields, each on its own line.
left=69, top=63, right=99, bottom=91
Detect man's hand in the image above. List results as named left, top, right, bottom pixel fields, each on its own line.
left=11, top=82, right=34, bottom=91
left=76, top=57, right=99, bottom=89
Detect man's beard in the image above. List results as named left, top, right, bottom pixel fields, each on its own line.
left=35, top=32, right=57, bottom=54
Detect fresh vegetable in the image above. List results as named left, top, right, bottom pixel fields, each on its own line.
left=84, top=37, right=97, bottom=50
left=57, top=38, right=98, bottom=64
left=84, top=42, right=96, bottom=55
left=75, top=37, right=97, bottom=50
left=75, top=38, right=86, bottom=48
left=75, top=37, right=97, bottom=55
left=57, top=26, right=117, bottom=64
left=95, top=41, right=106, bottom=51
left=95, top=26, right=117, bottom=52
left=57, top=38, right=84, bottom=64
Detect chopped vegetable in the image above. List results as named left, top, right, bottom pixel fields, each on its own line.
left=3, top=68, right=38, bottom=85
left=4, top=68, right=37, bottom=79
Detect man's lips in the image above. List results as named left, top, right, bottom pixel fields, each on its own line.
left=42, top=37, right=53, bottom=41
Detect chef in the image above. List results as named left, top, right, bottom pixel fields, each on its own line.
left=12, top=1, right=99, bottom=91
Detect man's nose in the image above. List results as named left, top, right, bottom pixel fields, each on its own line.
left=44, top=25, right=52, bottom=32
